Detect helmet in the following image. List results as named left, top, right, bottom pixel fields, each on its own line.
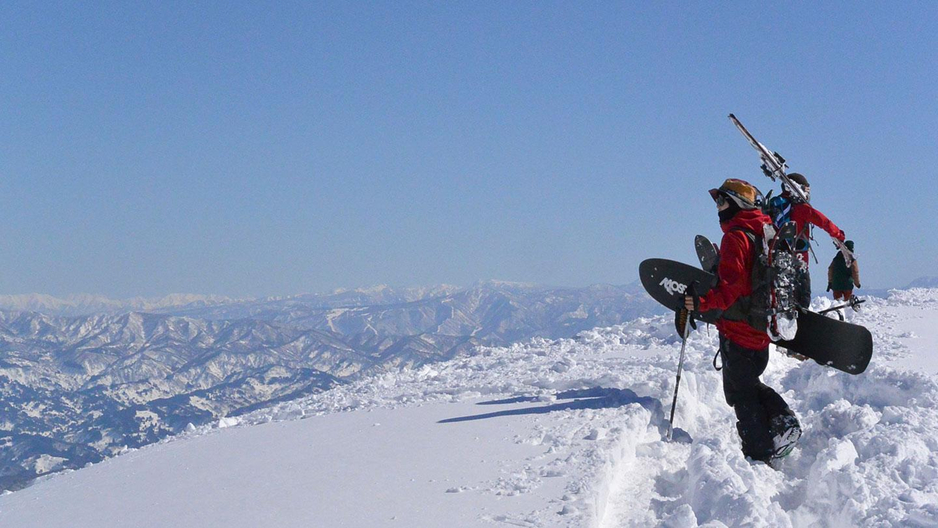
left=708, top=179, right=761, bottom=210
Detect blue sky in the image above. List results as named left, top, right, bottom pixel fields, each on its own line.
left=1, top=2, right=935, bottom=297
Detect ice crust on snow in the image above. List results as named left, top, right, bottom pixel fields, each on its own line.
left=2, top=290, right=938, bottom=527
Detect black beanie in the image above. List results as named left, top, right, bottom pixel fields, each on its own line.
left=788, top=173, right=809, bottom=187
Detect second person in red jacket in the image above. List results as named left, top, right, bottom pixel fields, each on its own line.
left=780, top=172, right=845, bottom=308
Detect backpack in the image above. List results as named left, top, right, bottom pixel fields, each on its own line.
left=721, top=222, right=802, bottom=340
left=764, top=193, right=793, bottom=229
left=765, top=193, right=813, bottom=253
left=829, top=252, right=854, bottom=290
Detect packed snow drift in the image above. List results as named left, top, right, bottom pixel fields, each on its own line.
left=2, top=290, right=937, bottom=527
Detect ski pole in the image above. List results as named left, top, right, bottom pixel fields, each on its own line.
left=667, top=283, right=697, bottom=442
left=667, top=308, right=692, bottom=441
left=818, top=298, right=865, bottom=315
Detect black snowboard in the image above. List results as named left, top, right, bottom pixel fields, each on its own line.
left=776, top=311, right=872, bottom=374
left=695, top=235, right=719, bottom=273
left=639, top=258, right=720, bottom=324
left=639, top=258, right=873, bottom=375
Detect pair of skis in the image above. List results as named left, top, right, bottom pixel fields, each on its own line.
left=729, top=114, right=856, bottom=267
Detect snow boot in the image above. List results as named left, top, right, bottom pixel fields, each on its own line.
left=769, top=414, right=801, bottom=462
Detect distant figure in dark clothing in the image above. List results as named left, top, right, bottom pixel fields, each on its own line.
left=828, top=240, right=861, bottom=301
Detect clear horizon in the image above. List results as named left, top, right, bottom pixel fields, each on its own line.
left=0, top=273, right=928, bottom=301
left=2, top=2, right=935, bottom=297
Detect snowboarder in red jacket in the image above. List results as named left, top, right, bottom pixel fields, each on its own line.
left=684, top=178, right=801, bottom=465
left=781, top=172, right=846, bottom=308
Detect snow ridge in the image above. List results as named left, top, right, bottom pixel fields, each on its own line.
left=213, top=293, right=938, bottom=526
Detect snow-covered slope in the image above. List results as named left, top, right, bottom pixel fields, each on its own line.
left=0, top=282, right=663, bottom=490
left=2, top=291, right=937, bottom=527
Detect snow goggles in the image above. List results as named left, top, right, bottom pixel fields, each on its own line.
left=710, top=185, right=761, bottom=210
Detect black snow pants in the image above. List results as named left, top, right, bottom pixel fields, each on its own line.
left=719, top=335, right=795, bottom=462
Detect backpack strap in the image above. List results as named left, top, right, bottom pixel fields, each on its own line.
left=729, top=227, right=759, bottom=252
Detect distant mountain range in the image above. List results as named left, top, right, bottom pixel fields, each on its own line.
left=907, top=277, right=938, bottom=289
left=5, top=274, right=930, bottom=317
left=0, top=293, right=241, bottom=317
left=0, top=281, right=659, bottom=491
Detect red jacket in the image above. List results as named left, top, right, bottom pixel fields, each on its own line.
left=788, top=196, right=845, bottom=265
left=698, top=209, right=772, bottom=350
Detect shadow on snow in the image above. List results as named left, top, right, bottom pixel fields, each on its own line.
left=438, top=387, right=665, bottom=428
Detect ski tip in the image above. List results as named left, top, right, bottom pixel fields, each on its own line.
left=728, top=113, right=736, bottom=119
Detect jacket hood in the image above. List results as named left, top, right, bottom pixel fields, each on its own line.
left=721, top=208, right=772, bottom=234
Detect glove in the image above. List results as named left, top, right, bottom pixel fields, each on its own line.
left=674, top=308, right=697, bottom=336
left=826, top=283, right=832, bottom=292
left=675, top=284, right=700, bottom=336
